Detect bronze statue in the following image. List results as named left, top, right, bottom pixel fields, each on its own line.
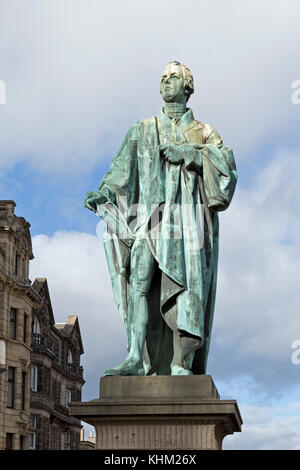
left=84, top=61, right=237, bottom=376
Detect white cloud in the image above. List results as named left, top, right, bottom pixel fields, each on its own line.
left=29, top=147, right=300, bottom=374
left=2, top=0, right=299, bottom=449
left=29, top=145, right=300, bottom=372
left=30, top=229, right=128, bottom=398
left=0, top=0, right=300, bottom=174
left=224, top=403, right=300, bottom=450
left=214, top=147, right=300, bottom=363
left=28, top=142, right=300, bottom=447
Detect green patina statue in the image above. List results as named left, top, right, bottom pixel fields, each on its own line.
left=84, top=61, right=237, bottom=376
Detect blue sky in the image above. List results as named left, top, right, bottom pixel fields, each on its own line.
left=1, top=0, right=300, bottom=449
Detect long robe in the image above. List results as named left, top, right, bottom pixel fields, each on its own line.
left=96, top=108, right=237, bottom=374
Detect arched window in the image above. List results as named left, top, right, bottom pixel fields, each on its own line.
left=67, top=349, right=73, bottom=373
left=32, top=316, right=41, bottom=345
left=67, top=349, right=73, bottom=364
left=33, top=316, right=40, bottom=335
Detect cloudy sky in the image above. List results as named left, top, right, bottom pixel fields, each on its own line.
left=1, top=0, right=300, bottom=449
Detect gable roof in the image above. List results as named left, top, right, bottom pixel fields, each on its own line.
left=55, top=315, right=84, bottom=355
left=32, top=278, right=55, bottom=325
left=32, top=278, right=84, bottom=355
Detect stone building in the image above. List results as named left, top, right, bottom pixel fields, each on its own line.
left=0, top=200, right=39, bottom=450
left=0, top=200, right=85, bottom=450
left=79, top=428, right=96, bottom=450
left=29, top=278, right=85, bottom=450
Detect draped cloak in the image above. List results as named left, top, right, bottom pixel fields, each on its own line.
left=95, top=108, right=237, bottom=375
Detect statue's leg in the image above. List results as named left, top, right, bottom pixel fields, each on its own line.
left=105, top=239, right=155, bottom=376
left=171, top=332, right=202, bottom=375
left=171, top=331, right=193, bottom=375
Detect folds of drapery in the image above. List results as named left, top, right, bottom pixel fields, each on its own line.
left=93, top=116, right=237, bottom=374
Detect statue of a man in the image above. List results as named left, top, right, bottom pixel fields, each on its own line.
left=84, top=61, right=237, bottom=376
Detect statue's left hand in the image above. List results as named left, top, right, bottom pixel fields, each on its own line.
left=159, top=143, right=189, bottom=165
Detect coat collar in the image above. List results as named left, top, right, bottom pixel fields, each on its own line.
left=159, top=107, right=195, bottom=132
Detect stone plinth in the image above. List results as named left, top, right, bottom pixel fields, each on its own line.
left=70, top=375, right=242, bottom=450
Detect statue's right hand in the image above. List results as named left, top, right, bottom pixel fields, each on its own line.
left=84, top=191, right=103, bottom=213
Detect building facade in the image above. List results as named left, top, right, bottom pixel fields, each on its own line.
left=29, top=278, right=84, bottom=450
left=0, top=200, right=38, bottom=450
left=0, top=200, right=85, bottom=450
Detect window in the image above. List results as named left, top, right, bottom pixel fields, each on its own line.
left=9, top=308, right=17, bottom=340
left=15, top=253, right=20, bottom=275
left=32, top=316, right=40, bottom=334
left=7, top=367, right=15, bottom=408
left=64, top=432, right=71, bottom=450
left=30, top=365, right=38, bottom=392
left=29, top=416, right=37, bottom=429
left=67, top=349, right=73, bottom=373
left=0, top=339, right=6, bottom=365
left=23, top=315, right=27, bottom=343
left=74, top=388, right=82, bottom=402
left=28, top=432, right=36, bottom=450
left=65, top=389, right=72, bottom=407
left=20, top=435, right=24, bottom=450
left=32, top=316, right=41, bottom=345
left=5, top=433, right=13, bottom=450
left=21, top=371, right=26, bottom=410
left=67, top=349, right=72, bottom=363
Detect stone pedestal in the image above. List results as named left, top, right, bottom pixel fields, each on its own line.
left=70, top=375, right=242, bottom=450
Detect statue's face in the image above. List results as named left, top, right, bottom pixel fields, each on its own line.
left=160, top=63, right=186, bottom=103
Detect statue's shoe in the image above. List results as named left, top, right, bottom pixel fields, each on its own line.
left=171, top=364, right=193, bottom=375
left=105, top=358, right=145, bottom=376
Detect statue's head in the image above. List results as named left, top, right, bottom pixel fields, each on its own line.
left=160, top=61, right=194, bottom=104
